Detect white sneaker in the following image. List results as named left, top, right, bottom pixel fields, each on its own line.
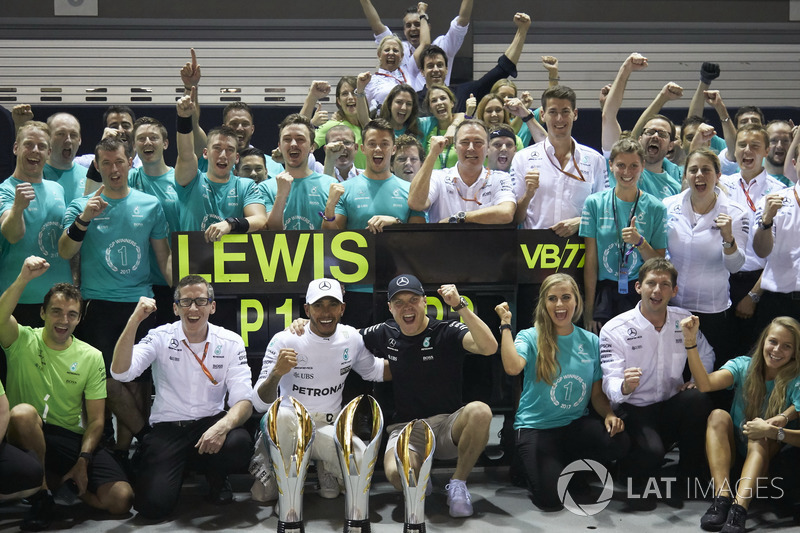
left=251, top=475, right=278, bottom=502
left=317, top=463, right=341, bottom=499
left=446, top=479, right=473, bottom=518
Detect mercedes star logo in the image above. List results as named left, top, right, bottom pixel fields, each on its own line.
left=397, top=277, right=409, bottom=286
left=319, top=281, right=331, bottom=290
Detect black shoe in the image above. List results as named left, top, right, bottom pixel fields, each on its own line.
left=206, top=477, right=233, bottom=505
left=21, top=490, right=55, bottom=532
left=720, top=503, right=747, bottom=533
left=701, top=495, right=733, bottom=531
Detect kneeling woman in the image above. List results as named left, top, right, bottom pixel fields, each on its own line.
left=495, top=273, right=629, bottom=510
left=682, top=315, right=800, bottom=533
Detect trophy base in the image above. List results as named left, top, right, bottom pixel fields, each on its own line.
left=343, top=518, right=371, bottom=533
left=403, top=523, right=426, bottom=533
left=277, top=520, right=305, bottom=533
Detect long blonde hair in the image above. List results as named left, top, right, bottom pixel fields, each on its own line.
left=743, top=317, right=800, bottom=421
left=533, top=274, right=583, bottom=386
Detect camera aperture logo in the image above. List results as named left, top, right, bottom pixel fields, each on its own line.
left=557, top=459, right=614, bottom=516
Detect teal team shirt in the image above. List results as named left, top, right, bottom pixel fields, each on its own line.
left=43, top=163, right=88, bottom=205
left=513, top=326, right=602, bottom=430
left=579, top=189, right=668, bottom=282
left=721, top=355, right=800, bottom=456
left=128, top=167, right=180, bottom=286
left=259, top=172, right=338, bottom=229
left=176, top=171, right=264, bottom=231
left=199, top=153, right=285, bottom=179
left=64, top=189, right=168, bottom=302
left=607, top=157, right=682, bottom=201
left=334, top=174, right=424, bottom=230
left=0, top=178, right=72, bottom=303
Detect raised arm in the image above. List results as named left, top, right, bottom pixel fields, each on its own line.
left=503, top=13, right=531, bottom=66
left=456, top=0, right=473, bottom=26
left=356, top=72, right=372, bottom=128
left=180, top=48, right=206, bottom=160
left=266, top=172, right=293, bottom=231
left=58, top=186, right=108, bottom=260
left=602, top=53, right=648, bottom=152
left=784, top=123, right=800, bottom=183
left=687, top=62, right=721, bottom=118
left=300, top=81, right=331, bottom=121
left=411, top=3, right=432, bottom=68
left=112, top=296, right=156, bottom=375
left=0, top=183, right=36, bottom=244
left=514, top=169, right=539, bottom=225
left=439, top=285, right=497, bottom=355
left=359, top=0, right=388, bottom=35
left=175, top=89, right=199, bottom=186
left=704, top=90, right=736, bottom=158
left=255, top=347, right=297, bottom=406
left=321, top=182, right=347, bottom=230
left=680, top=315, right=733, bottom=393
left=0, top=256, right=49, bottom=349
left=11, top=104, right=33, bottom=134
left=494, top=302, right=525, bottom=375
left=631, top=82, right=683, bottom=140
left=407, top=136, right=443, bottom=211
left=753, top=193, right=782, bottom=258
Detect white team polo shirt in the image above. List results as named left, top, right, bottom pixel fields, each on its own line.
left=365, top=67, right=411, bottom=111
left=112, top=321, right=253, bottom=424
left=663, top=188, right=749, bottom=313
left=600, top=303, right=715, bottom=408
left=755, top=183, right=800, bottom=293
left=425, top=165, right=516, bottom=223
left=510, top=137, right=608, bottom=229
left=720, top=170, right=786, bottom=271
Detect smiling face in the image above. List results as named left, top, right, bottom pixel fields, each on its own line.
left=735, top=130, right=767, bottom=177
left=737, top=111, right=762, bottom=128
left=639, top=118, right=673, bottom=165
left=685, top=152, right=720, bottom=202
left=422, top=54, right=448, bottom=87
left=224, top=109, right=255, bottom=150
left=14, top=127, right=51, bottom=181
left=636, top=270, right=677, bottom=319
left=496, top=85, right=516, bottom=103
left=487, top=136, right=516, bottom=172
left=304, top=296, right=345, bottom=338
left=390, top=90, right=415, bottom=127
left=106, top=112, right=134, bottom=148
left=403, top=12, right=422, bottom=47
left=378, top=38, right=403, bottom=71
left=134, top=124, right=167, bottom=165
left=611, top=151, right=643, bottom=192
left=204, top=133, right=239, bottom=180
left=428, top=88, right=453, bottom=124
left=40, top=293, right=81, bottom=349
left=481, top=98, right=506, bottom=128
left=766, top=122, right=792, bottom=168
left=361, top=127, right=395, bottom=175
left=543, top=97, right=577, bottom=141
left=48, top=114, right=81, bottom=168
left=544, top=281, right=577, bottom=336
left=455, top=124, right=488, bottom=167
left=336, top=82, right=358, bottom=122
left=393, top=145, right=422, bottom=180
left=388, top=291, right=428, bottom=336
left=95, top=145, right=131, bottom=195
left=327, top=128, right=356, bottom=170
left=237, top=154, right=267, bottom=183
left=279, top=124, right=312, bottom=171
left=173, top=283, right=216, bottom=341
left=762, top=324, right=796, bottom=378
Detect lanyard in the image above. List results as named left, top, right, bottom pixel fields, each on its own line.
left=435, top=127, right=452, bottom=168
left=182, top=340, right=218, bottom=385
left=545, top=141, right=585, bottom=182
left=739, top=178, right=756, bottom=212
left=374, top=69, right=406, bottom=84
left=453, top=169, right=491, bottom=206
left=611, top=188, right=641, bottom=267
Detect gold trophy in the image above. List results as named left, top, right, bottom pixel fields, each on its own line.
left=395, top=420, right=436, bottom=533
left=334, top=394, right=384, bottom=533
left=261, top=396, right=315, bottom=533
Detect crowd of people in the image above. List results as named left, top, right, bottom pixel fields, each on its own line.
left=1, top=1, right=800, bottom=531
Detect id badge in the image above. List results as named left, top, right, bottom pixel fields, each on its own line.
left=618, top=266, right=629, bottom=294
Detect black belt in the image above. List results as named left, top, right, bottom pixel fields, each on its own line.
left=154, top=419, right=198, bottom=428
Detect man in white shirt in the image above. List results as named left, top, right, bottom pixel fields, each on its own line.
left=408, top=119, right=516, bottom=224
left=600, top=258, right=714, bottom=483
left=511, top=85, right=608, bottom=234
left=111, top=275, right=253, bottom=519
left=250, top=279, right=390, bottom=500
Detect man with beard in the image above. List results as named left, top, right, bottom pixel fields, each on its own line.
left=408, top=119, right=516, bottom=224
left=174, top=90, right=267, bottom=240
left=392, top=134, right=425, bottom=182
left=763, top=120, right=793, bottom=186
left=262, top=114, right=338, bottom=230
left=322, top=125, right=362, bottom=182
left=77, top=105, right=142, bottom=174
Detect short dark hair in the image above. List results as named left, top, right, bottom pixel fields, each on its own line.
left=103, top=105, right=136, bottom=127
left=418, top=44, right=447, bottom=70
left=541, top=85, right=576, bottom=110
left=236, top=147, right=266, bottom=172
left=95, top=136, right=131, bottom=160
left=362, top=118, right=395, bottom=141
left=736, top=123, right=769, bottom=147
left=278, top=113, right=315, bottom=140
left=734, top=106, right=764, bottom=127
left=42, top=283, right=82, bottom=312
left=642, top=114, right=677, bottom=142
left=681, top=115, right=707, bottom=143
left=379, top=84, right=421, bottom=137
left=638, top=258, right=678, bottom=287
left=207, top=125, right=240, bottom=151
left=133, top=116, right=168, bottom=141
left=393, top=134, right=425, bottom=165
left=174, top=275, right=215, bottom=301
left=222, top=102, right=254, bottom=123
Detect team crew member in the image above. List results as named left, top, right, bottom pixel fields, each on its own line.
left=111, top=275, right=253, bottom=519
left=392, top=134, right=425, bottom=182
left=753, top=157, right=800, bottom=327
left=174, top=90, right=267, bottom=240
left=0, top=380, right=44, bottom=502
left=322, top=125, right=362, bottom=182
left=363, top=274, right=498, bottom=518
left=663, top=149, right=748, bottom=366
left=43, top=112, right=89, bottom=204
left=600, top=258, right=715, bottom=483
left=486, top=126, right=518, bottom=173
left=1, top=257, right=133, bottom=530
left=408, top=119, right=517, bottom=224
left=0, top=122, right=71, bottom=323
left=495, top=274, right=628, bottom=511
left=251, top=278, right=390, bottom=500
left=511, top=85, right=608, bottom=234
left=580, top=138, right=668, bottom=334
left=262, top=114, right=338, bottom=230
left=719, top=125, right=786, bottom=355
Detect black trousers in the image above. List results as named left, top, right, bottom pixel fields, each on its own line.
left=516, top=414, right=630, bottom=510
left=134, top=414, right=252, bottom=519
left=617, top=388, right=712, bottom=480
left=0, top=441, right=42, bottom=496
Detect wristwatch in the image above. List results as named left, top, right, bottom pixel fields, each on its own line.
left=499, top=323, right=512, bottom=334
left=748, top=291, right=761, bottom=304
left=522, top=112, right=535, bottom=123
left=777, top=427, right=785, bottom=442
left=721, top=239, right=734, bottom=249
left=448, top=211, right=466, bottom=224
left=452, top=296, right=468, bottom=312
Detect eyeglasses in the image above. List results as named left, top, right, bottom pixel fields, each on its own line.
left=643, top=128, right=670, bottom=140
left=175, top=298, right=212, bottom=308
